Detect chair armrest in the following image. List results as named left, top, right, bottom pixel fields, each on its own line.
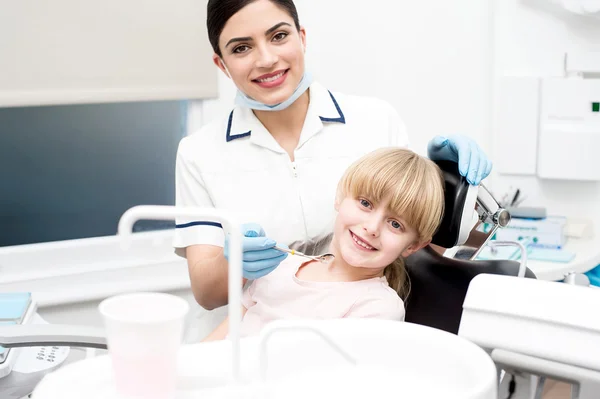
left=0, top=324, right=107, bottom=349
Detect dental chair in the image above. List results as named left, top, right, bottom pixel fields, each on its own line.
left=404, top=160, right=536, bottom=335
left=413, top=162, right=600, bottom=399
left=0, top=160, right=543, bottom=398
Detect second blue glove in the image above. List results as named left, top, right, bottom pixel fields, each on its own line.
left=427, top=134, right=493, bottom=185
left=224, top=223, right=288, bottom=280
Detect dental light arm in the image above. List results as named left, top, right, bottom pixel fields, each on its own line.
left=475, top=183, right=511, bottom=229
left=470, top=183, right=512, bottom=260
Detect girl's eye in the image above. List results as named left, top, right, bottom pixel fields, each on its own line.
left=233, top=45, right=250, bottom=54
left=390, top=220, right=403, bottom=231
left=359, top=199, right=371, bottom=208
left=273, top=32, right=288, bottom=41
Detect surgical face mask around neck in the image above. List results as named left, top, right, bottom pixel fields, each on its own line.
left=221, top=58, right=313, bottom=112
left=235, top=70, right=313, bottom=111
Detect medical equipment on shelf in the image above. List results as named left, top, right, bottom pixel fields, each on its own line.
left=491, top=216, right=567, bottom=249
left=273, top=246, right=335, bottom=263
left=506, top=206, right=547, bottom=220
left=26, top=205, right=499, bottom=399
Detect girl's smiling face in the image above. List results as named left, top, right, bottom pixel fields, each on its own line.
left=330, top=195, right=426, bottom=273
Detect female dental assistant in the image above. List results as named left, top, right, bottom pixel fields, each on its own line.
left=174, top=0, right=493, bottom=310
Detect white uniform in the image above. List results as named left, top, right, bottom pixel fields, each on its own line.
left=173, top=82, right=409, bottom=257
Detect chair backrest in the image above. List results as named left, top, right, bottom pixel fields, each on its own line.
left=404, top=247, right=536, bottom=334
left=402, top=160, right=536, bottom=335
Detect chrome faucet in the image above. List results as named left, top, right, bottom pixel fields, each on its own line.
left=117, top=205, right=244, bottom=381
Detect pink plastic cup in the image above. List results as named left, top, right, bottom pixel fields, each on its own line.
left=99, top=292, right=189, bottom=399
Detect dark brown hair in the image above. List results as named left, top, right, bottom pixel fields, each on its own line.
left=207, top=0, right=301, bottom=57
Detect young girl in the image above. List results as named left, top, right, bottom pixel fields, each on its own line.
left=177, top=0, right=491, bottom=311
left=203, top=147, right=445, bottom=340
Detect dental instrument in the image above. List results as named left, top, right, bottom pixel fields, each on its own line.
left=274, top=246, right=335, bottom=263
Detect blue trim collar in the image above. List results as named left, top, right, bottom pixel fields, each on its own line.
left=225, top=110, right=251, bottom=142
left=319, top=91, right=345, bottom=124
left=225, top=89, right=345, bottom=142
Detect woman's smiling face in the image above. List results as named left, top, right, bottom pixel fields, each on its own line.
left=214, top=0, right=306, bottom=106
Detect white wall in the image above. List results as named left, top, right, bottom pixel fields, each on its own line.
left=194, top=0, right=600, bottom=229
left=195, top=0, right=494, bottom=157
left=490, top=0, right=600, bottom=226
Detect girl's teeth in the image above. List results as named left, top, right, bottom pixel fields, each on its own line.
left=352, top=233, right=373, bottom=250
left=257, top=71, right=284, bottom=82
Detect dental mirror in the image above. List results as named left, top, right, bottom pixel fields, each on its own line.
left=275, top=246, right=335, bottom=263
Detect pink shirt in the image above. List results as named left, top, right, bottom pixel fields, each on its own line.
left=240, top=255, right=405, bottom=337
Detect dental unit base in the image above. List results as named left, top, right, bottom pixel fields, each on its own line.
left=30, top=319, right=499, bottom=399
left=460, top=274, right=600, bottom=399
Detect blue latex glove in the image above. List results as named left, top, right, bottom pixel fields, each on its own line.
left=427, top=135, right=493, bottom=185
left=223, top=223, right=288, bottom=280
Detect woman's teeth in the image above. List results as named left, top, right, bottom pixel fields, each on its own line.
left=352, top=232, right=373, bottom=250
left=256, top=71, right=284, bottom=83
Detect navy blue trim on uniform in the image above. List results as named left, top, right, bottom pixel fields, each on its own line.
left=226, top=89, right=345, bottom=142
left=225, top=110, right=251, bottom=142
left=175, top=221, right=223, bottom=229
left=319, top=91, right=346, bottom=124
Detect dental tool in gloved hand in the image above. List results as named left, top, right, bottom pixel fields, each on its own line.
left=274, top=246, right=335, bottom=264
left=223, top=223, right=288, bottom=279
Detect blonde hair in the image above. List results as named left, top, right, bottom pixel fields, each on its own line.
left=337, top=147, right=445, bottom=298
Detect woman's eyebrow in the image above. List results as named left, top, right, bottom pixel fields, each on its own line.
left=265, top=22, right=291, bottom=35
left=225, top=36, right=253, bottom=49
left=225, top=22, right=292, bottom=49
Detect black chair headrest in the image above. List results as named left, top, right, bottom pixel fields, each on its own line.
left=431, top=160, right=473, bottom=249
